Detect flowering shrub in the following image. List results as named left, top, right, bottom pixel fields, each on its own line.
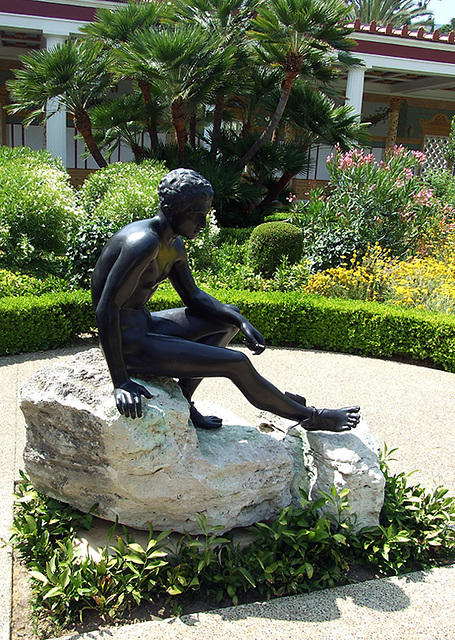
left=305, top=244, right=455, bottom=315
left=0, top=269, right=68, bottom=298
left=304, top=244, right=391, bottom=302
left=77, top=160, right=167, bottom=225
left=293, top=146, right=454, bottom=270
left=68, top=160, right=168, bottom=287
left=184, top=211, right=220, bottom=271
left=0, top=147, right=79, bottom=273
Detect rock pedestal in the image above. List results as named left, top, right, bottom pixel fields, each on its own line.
left=20, top=349, right=294, bottom=534
left=20, top=348, right=384, bottom=534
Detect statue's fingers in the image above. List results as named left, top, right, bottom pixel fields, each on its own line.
left=135, top=395, right=143, bottom=418
left=128, top=397, right=138, bottom=419
left=116, top=394, right=126, bottom=416
left=122, top=400, right=131, bottom=418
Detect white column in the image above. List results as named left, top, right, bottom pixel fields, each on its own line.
left=345, top=67, right=366, bottom=118
left=43, top=33, right=67, bottom=167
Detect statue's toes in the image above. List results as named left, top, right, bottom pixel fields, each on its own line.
left=196, top=416, right=222, bottom=430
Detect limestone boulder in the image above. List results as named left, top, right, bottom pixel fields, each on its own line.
left=20, top=349, right=294, bottom=534
left=257, top=412, right=385, bottom=531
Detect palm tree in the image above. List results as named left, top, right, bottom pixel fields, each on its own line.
left=115, top=22, right=236, bottom=164
left=226, top=66, right=283, bottom=136
left=238, top=0, right=360, bottom=169
left=81, top=0, right=167, bottom=152
left=347, top=0, right=433, bottom=27
left=7, top=39, right=112, bottom=167
left=88, top=93, right=157, bottom=162
left=173, top=0, right=258, bottom=157
left=80, top=0, right=164, bottom=45
left=440, top=18, right=455, bottom=34
left=255, top=80, right=368, bottom=213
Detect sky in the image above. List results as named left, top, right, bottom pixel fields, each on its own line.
left=427, top=0, right=454, bottom=25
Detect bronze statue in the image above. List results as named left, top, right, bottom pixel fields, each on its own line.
left=92, top=168, right=360, bottom=432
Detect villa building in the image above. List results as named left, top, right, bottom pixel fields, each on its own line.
left=1, top=0, right=455, bottom=189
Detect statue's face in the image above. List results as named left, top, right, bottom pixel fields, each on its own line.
left=170, top=196, right=213, bottom=240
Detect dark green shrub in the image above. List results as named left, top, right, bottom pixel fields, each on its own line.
left=247, top=222, right=303, bottom=278
left=218, top=227, right=253, bottom=245
left=0, top=146, right=79, bottom=273
left=423, top=169, right=455, bottom=208
left=68, top=160, right=168, bottom=287
left=67, top=215, right=118, bottom=289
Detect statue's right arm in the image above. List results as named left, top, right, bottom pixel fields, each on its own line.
left=92, top=235, right=156, bottom=417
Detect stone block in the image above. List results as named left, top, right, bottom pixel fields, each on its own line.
left=257, top=411, right=385, bottom=531
left=20, top=349, right=294, bottom=534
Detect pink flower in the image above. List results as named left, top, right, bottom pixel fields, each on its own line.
left=338, top=154, right=354, bottom=169
left=392, top=145, right=406, bottom=156
left=414, top=188, right=433, bottom=206
left=412, top=150, right=427, bottom=164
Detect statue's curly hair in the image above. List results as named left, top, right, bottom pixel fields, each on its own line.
left=158, top=169, right=214, bottom=209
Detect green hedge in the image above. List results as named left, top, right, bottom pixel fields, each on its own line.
left=1, top=290, right=454, bottom=372
left=0, top=291, right=94, bottom=355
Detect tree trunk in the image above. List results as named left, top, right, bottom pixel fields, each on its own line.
left=189, top=110, right=196, bottom=149
left=171, top=98, right=187, bottom=166
left=238, top=70, right=298, bottom=170
left=131, top=142, right=147, bottom=163
left=73, top=108, right=107, bottom=168
left=210, top=93, right=224, bottom=158
left=138, top=80, right=159, bottom=152
left=256, top=170, right=296, bottom=216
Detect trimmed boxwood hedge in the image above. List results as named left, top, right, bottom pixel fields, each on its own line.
left=0, top=291, right=94, bottom=355
left=1, top=289, right=454, bottom=372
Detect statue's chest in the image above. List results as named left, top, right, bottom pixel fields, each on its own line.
left=146, top=246, right=178, bottom=284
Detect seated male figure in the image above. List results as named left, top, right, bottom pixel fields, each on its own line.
left=91, top=168, right=360, bottom=432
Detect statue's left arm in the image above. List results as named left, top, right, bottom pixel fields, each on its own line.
left=169, top=244, right=265, bottom=355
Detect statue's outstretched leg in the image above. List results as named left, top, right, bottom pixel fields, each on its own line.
left=124, top=311, right=360, bottom=433
left=285, top=391, right=359, bottom=431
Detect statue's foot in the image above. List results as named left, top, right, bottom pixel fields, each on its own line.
left=189, top=403, right=222, bottom=430
left=285, top=391, right=306, bottom=406
left=302, top=406, right=360, bottom=432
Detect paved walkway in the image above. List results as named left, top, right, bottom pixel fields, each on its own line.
left=1, top=344, right=454, bottom=640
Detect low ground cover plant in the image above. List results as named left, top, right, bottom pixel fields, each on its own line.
left=9, top=449, right=455, bottom=638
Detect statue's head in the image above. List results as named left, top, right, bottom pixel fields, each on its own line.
left=158, top=169, right=214, bottom=239
left=158, top=169, right=214, bottom=211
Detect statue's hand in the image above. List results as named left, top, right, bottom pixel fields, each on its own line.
left=241, top=321, right=265, bottom=355
left=114, top=381, right=152, bottom=419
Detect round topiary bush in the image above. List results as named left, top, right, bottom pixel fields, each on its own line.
left=247, top=221, right=303, bottom=278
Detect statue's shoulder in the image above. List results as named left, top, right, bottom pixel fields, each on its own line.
left=116, top=218, right=159, bottom=247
